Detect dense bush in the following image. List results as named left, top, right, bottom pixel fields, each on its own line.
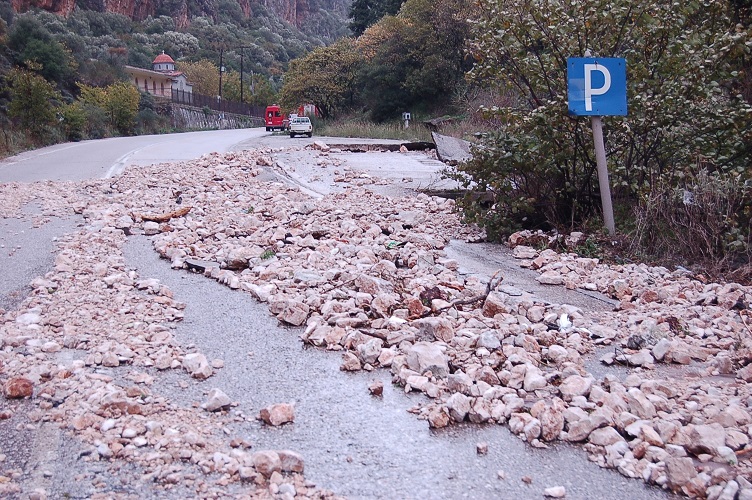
left=632, top=168, right=751, bottom=267
left=449, top=0, right=752, bottom=267
left=280, top=0, right=472, bottom=121
left=6, top=66, right=60, bottom=143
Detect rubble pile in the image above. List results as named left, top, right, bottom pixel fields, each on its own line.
left=0, top=151, right=339, bottom=499
left=2, top=149, right=751, bottom=498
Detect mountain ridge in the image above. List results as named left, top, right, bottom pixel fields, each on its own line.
left=9, top=0, right=326, bottom=29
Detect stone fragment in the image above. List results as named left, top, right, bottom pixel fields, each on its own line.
left=686, top=423, right=726, bottom=456
left=559, top=375, right=592, bottom=401
left=447, top=371, right=473, bottom=395
left=482, top=292, right=508, bottom=317
left=428, top=406, right=450, bottom=428
left=252, top=451, right=281, bottom=477
left=588, top=427, right=625, bottom=447
left=565, top=414, right=607, bottom=442
left=476, top=442, right=488, bottom=455
left=41, top=341, right=61, bottom=353
left=101, top=352, right=120, bottom=367
left=537, top=402, right=565, bottom=442
left=143, top=221, right=160, bottom=235
left=355, top=274, right=392, bottom=295
left=523, top=368, right=547, bottom=392
left=277, top=299, right=309, bottom=326
left=204, top=388, right=231, bottom=412
left=259, top=403, right=295, bottom=426
left=341, top=352, right=362, bottom=371
left=369, top=380, right=384, bottom=396
left=537, top=272, right=564, bottom=285
left=652, top=338, right=671, bottom=362
left=477, top=331, right=501, bottom=350
left=357, top=338, right=384, bottom=365
left=512, top=246, right=538, bottom=259
left=405, top=342, right=449, bottom=377
left=543, top=486, right=566, bottom=498
left=446, top=393, right=471, bottom=422
left=628, top=349, right=654, bottom=367
left=625, top=388, right=656, bottom=419
left=4, top=377, right=33, bottom=399
left=737, top=363, right=752, bottom=382
left=182, top=352, right=213, bottom=379
left=277, top=450, right=305, bottom=473
left=413, top=317, right=454, bottom=343
left=665, top=457, right=697, bottom=493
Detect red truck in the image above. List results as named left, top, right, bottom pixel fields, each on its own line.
left=264, top=105, right=289, bottom=131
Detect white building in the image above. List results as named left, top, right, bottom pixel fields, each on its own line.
left=124, top=52, right=193, bottom=97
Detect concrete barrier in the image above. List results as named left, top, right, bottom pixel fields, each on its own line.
left=170, top=104, right=263, bottom=130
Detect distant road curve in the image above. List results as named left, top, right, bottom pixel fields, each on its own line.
left=0, top=128, right=267, bottom=183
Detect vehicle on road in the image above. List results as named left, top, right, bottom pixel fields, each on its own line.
left=265, top=104, right=289, bottom=131
left=289, top=116, right=312, bottom=138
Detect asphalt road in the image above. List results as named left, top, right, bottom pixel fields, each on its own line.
left=0, top=128, right=266, bottom=183
left=0, top=128, right=673, bottom=499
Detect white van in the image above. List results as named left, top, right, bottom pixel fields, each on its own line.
left=289, top=116, right=312, bottom=138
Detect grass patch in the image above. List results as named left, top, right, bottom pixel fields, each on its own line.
left=315, top=117, right=433, bottom=142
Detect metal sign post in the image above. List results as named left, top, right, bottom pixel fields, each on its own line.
left=590, top=116, right=615, bottom=234
left=567, top=55, right=627, bottom=236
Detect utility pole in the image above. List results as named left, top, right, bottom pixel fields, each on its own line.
left=238, top=46, right=250, bottom=105
left=218, top=48, right=224, bottom=112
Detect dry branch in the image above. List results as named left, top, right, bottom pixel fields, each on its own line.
left=416, top=270, right=504, bottom=318
left=135, top=206, right=192, bottom=223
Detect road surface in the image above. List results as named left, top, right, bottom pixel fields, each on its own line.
left=0, top=129, right=672, bottom=499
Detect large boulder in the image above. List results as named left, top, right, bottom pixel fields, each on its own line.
left=432, top=132, right=472, bottom=165
left=686, top=423, right=727, bottom=456
left=665, top=457, right=698, bottom=493
left=4, top=377, right=33, bottom=399
left=413, top=317, right=454, bottom=343
left=259, top=403, right=295, bottom=426
left=405, top=342, right=449, bottom=377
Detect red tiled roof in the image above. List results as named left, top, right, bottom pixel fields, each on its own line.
left=153, top=52, right=175, bottom=64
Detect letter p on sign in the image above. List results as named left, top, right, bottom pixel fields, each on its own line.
left=568, top=57, right=627, bottom=116
left=584, top=64, right=611, bottom=112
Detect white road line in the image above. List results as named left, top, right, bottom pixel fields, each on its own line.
left=105, top=148, right=142, bottom=178
left=0, top=143, right=83, bottom=168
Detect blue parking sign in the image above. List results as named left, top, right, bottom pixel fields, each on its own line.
left=567, top=58, right=627, bottom=116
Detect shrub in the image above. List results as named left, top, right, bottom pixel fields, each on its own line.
left=450, top=0, right=752, bottom=265
left=81, top=103, right=110, bottom=139
left=7, top=66, right=61, bottom=143
left=632, top=168, right=751, bottom=268
left=136, top=108, right=169, bottom=134
left=59, top=101, right=87, bottom=141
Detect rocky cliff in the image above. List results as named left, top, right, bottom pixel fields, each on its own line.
left=10, top=0, right=315, bottom=27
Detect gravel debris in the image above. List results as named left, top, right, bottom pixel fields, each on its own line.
left=1, top=147, right=751, bottom=498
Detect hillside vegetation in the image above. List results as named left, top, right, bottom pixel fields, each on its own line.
left=0, top=0, right=349, bottom=148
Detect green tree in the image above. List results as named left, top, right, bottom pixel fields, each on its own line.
left=454, top=0, right=752, bottom=253
left=246, top=73, right=278, bottom=107
left=279, top=38, right=362, bottom=119
left=106, top=81, right=140, bottom=135
left=59, top=101, right=87, bottom=141
left=356, top=0, right=472, bottom=121
left=78, top=81, right=140, bottom=135
left=348, top=0, right=405, bottom=36
left=7, top=66, right=61, bottom=142
left=8, top=16, right=76, bottom=90
left=178, top=59, right=220, bottom=96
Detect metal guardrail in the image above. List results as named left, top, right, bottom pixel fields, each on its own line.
left=171, top=90, right=265, bottom=118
